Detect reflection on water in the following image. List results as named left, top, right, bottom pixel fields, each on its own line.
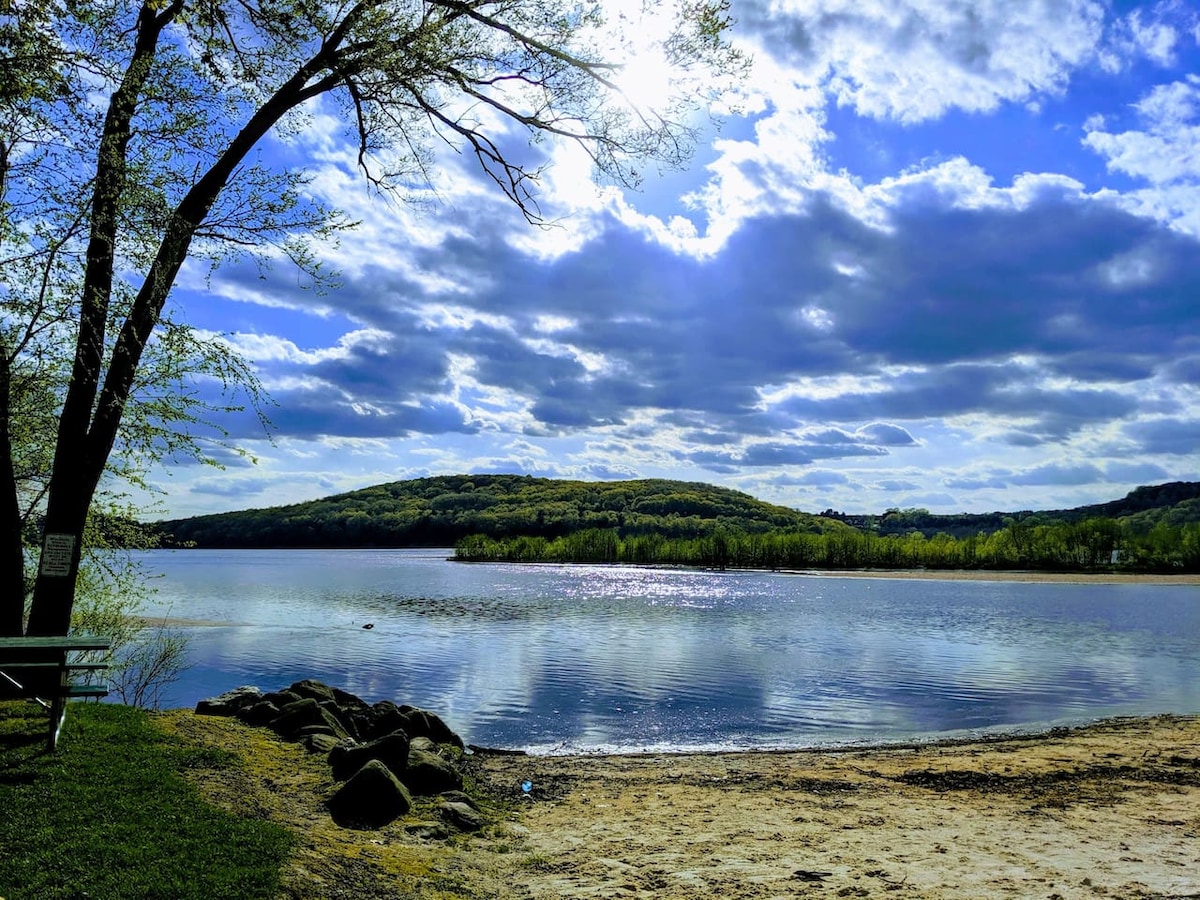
left=138, top=549, right=1200, bottom=752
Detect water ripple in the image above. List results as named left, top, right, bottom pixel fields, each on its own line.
left=140, top=550, right=1200, bottom=751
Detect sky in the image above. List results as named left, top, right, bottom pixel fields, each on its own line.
left=153, top=0, right=1200, bottom=520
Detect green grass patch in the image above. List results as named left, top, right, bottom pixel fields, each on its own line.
left=0, top=701, right=292, bottom=900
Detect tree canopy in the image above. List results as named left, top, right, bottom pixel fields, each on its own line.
left=1, top=0, right=745, bottom=636
left=151, top=474, right=1200, bottom=573
left=155, top=474, right=841, bottom=548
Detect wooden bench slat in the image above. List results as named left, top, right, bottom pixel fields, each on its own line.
left=62, top=685, right=109, bottom=698
left=0, top=662, right=110, bottom=671
left=0, top=636, right=112, bottom=652
left=0, top=635, right=113, bottom=749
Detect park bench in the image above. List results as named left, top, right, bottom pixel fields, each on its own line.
left=0, top=635, right=112, bottom=750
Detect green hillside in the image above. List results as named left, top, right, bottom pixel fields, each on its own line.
left=155, top=475, right=845, bottom=549
left=821, top=481, right=1200, bottom=539
left=455, top=482, right=1200, bottom=573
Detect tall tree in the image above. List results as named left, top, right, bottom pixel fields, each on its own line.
left=1, top=0, right=744, bottom=635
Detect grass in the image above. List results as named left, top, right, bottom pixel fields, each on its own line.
left=0, top=700, right=292, bottom=900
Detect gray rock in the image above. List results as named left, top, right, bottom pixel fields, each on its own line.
left=262, top=689, right=303, bottom=708
left=295, top=724, right=338, bottom=738
left=318, top=699, right=360, bottom=740
left=287, top=679, right=337, bottom=703
left=289, top=679, right=369, bottom=711
left=330, top=685, right=370, bottom=711
left=396, top=706, right=464, bottom=749
left=195, top=686, right=263, bottom=716
left=270, top=698, right=349, bottom=741
left=403, top=748, right=462, bottom=795
left=405, top=822, right=450, bottom=841
left=235, top=700, right=281, bottom=727
left=329, top=730, right=411, bottom=781
left=303, top=733, right=341, bottom=754
left=409, top=736, right=437, bottom=753
left=358, top=701, right=406, bottom=741
left=439, top=800, right=486, bottom=832
left=326, top=760, right=412, bottom=829
left=438, top=790, right=479, bottom=810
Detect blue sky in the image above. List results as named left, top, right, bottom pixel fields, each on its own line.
left=154, top=0, right=1200, bottom=519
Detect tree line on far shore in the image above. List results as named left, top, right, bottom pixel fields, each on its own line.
left=152, top=475, right=1200, bottom=573
left=455, top=516, right=1200, bottom=574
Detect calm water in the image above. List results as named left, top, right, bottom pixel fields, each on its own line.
left=137, top=548, right=1200, bottom=753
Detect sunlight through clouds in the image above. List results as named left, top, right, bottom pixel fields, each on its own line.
left=143, top=0, right=1200, bottom=519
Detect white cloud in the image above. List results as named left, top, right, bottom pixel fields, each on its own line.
left=1098, top=1, right=1188, bottom=71
left=743, top=0, right=1105, bottom=123
left=1084, top=78, right=1200, bottom=185
left=677, top=0, right=1107, bottom=248
left=212, top=328, right=390, bottom=366
left=1083, top=76, right=1200, bottom=234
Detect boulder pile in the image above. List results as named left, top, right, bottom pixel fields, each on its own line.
left=196, top=679, right=482, bottom=832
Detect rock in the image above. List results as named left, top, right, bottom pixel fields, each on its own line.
left=205, top=680, right=477, bottom=832
left=354, top=703, right=461, bottom=747
left=287, top=679, right=337, bottom=703
left=329, top=731, right=412, bottom=781
left=403, top=748, right=462, bottom=795
left=235, top=700, right=281, bottom=727
left=439, top=800, right=486, bottom=832
left=326, top=760, right=412, bottom=829
left=295, top=723, right=339, bottom=738
left=262, top=689, right=303, bottom=708
left=269, top=698, right=350, bottom=741
left=195, top=686, right=263, bottom=716
left=396, top=706, right=464, bottom=749
left=438, top=790, right=479, bottom=810
left=318, top=699, right=360, bottom=740
left=331, top=686, right=370, bottom=710
left=303, top=733, right=341, bottom=754
left=405, top=822, right=450, bottom=841
left=290, top=678, right=369, bottom=710
left=358, top=701, right=406, bottom=741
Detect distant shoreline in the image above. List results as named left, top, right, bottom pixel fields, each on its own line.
left=145, top=546, right=1200, bottom=584
left=775, top=567, right=1200, bottom=585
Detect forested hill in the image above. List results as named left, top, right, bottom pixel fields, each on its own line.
left=821, top=481, right=1200, bottom=539
left=1067, top=481, right=1200, bottom=522
left=154, top=475, right=845, bottom=548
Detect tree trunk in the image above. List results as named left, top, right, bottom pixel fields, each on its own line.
left=24, top=3, right=179, bottom=636
left=24, top=11, right=328, bottom=635
left=0, top=352, right=26, bottom=636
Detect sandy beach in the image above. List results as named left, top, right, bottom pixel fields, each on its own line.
left=161, top=712, right=1200, bottom=900
left=472, top=716, right=1200, bottom=900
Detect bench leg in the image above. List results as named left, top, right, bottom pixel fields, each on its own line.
left=48, top=694, right=65, bottom=751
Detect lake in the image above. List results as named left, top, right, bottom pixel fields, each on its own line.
left=137, top=548, right=1200, bottom=753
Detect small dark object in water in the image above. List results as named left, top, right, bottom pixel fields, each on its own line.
left=362, top=623, right=374, bottom=630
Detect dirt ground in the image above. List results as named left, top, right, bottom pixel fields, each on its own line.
left=160, top=712, right=1200, bottom=900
